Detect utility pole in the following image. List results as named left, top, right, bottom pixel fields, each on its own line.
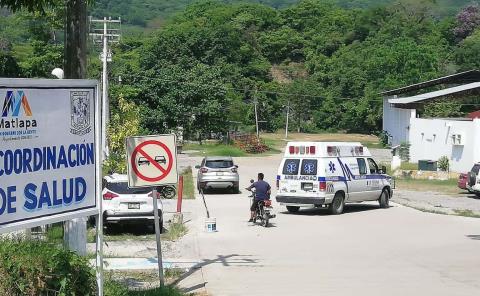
left=89, top=17, right=120, bottom=296
left=254, top=88, right=259, bottom=141
left=285, top=100, right=290, bottom=140
left=89, top=17, right=121, bottom=160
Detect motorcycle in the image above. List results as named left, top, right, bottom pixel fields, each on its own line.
left=248, top=179, right=276, bottom=227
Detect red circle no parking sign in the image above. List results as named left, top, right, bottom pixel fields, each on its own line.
left=130, top=140, right=174, bottom=182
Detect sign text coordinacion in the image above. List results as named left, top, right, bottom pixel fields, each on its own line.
left=0, top=143, right=94, bottom=217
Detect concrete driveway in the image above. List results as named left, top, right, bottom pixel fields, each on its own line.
left=184, top=154, right=480, bottom=296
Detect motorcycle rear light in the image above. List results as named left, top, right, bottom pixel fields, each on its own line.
left=319, top=182, right=326, bottom=192
left=103, top=191, right=119, bottom=200
left=200, top=167, right=208, bottom=173
left=264, top=200, right=272, bottom=207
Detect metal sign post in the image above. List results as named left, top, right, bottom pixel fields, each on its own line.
left=126, top=134, right=178, bottom=286
left=152, top=188, right=165, bottom=287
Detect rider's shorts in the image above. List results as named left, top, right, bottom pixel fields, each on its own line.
left=250, top=199, right=263, bottom=211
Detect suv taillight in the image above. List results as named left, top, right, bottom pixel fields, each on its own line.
left=103, top=191, right=119, bottom=200
left=200, top=167, right=208, bottom=173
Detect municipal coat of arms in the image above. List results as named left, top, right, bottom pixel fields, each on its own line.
left=70, top=91, right=91, bottom=136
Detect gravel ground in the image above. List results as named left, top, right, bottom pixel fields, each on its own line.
left=392, top=190, right=480, bottom=216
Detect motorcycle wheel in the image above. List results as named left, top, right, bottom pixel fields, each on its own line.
left=263, top=213, right=269, bottom=227
left=162, top=186, right=176, bottom=199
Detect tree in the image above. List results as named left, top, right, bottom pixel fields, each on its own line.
left=454, top=4, right=480, bottom=40
left=455, top=28, right=480, bottom=70
left=0, top=0, right=87, bottom=79
left=103, top=96, right=142, bottom=174
left=0, top=39, right=20, bottom=77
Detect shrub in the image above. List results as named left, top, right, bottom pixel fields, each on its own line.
left=378, top=130, right=391, bottom=148
left=399, top=142, right=411, bottom=162
left=0, top=238, right=95, bottom=296
left=438, top=156, right=450, bottom=171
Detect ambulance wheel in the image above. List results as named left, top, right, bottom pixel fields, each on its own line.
left=286, top=206, right=300, bottom=213
left=379, top=189, right=390, bottom=208
left=329, top=193, right=345, bottom=215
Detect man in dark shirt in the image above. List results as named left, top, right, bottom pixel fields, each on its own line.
left=246, top=173, right=271, bottom=222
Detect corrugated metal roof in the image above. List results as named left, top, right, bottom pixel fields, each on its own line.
left=381, top=70, right=480, bottom=96
left=388, top=82, right=480, bottom=105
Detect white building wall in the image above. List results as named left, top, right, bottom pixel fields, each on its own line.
left=409, top=118, right=479, bottom=172
left=382, top=97, right=416, bottom=146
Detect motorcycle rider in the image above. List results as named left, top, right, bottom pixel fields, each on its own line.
left=245, top=173, right=271, bottom=222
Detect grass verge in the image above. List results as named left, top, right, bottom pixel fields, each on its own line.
left=105, top=278, right=186, bottom=296
left=86, top=221, right=188, bottom=243
left=263, top=132, right=380, bottom=145
left=162, top=222, right=188, bottom=241
left=453, top=209, right=480, bottom=218
left=181, top=167, right=195, bottom=199
left=183, top=139, right=281, bottom=157
left=183, top=142, right=247, bottom=157
left=395, top=178, right=461, bottom=195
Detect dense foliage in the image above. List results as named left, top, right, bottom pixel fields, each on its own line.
left=0, top=239, right=96, bottom=295
left=1, top=0, right=480, bottom=139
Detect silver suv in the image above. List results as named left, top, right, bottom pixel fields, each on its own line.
left=195, top=156, right=239, bottom=193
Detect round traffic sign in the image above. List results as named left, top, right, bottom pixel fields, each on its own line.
left=130, top=140, right=174, bottom=182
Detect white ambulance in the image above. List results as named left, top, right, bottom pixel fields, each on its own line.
left=275, top=142, right=393, bottom=214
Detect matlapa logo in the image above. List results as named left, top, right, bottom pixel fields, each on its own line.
left=0, top=90, right=37, bottom=130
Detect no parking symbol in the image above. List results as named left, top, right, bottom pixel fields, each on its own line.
left=126, top=135, right=178, bottom=188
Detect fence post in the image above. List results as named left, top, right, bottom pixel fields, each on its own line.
left=177, top=176, right=184, bottom=213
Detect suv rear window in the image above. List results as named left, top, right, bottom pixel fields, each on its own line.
left=205, top=160, right=234, bottom=168
left=105, top=181, right=151, bottom=194
left=282, top=159, right=300, bottom=175
left=301, top=159, right=318, bottom=175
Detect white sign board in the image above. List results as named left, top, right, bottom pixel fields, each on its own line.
left=126, top=135, right=178, bottom=188
left=0, top=79, right=100, bottom=233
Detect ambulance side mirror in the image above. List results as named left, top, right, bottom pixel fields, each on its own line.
left=380, top=165, right=387, bottom=174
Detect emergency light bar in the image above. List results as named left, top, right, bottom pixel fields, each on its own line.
left=327, top=146, right=338, bottom=156
left=288, top=145, right=316, bottom=155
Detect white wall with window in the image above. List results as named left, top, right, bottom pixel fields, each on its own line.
left=409, top=118, right=480, bottom=172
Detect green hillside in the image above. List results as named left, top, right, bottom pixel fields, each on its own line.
left=91, top=0, right=476, bottom=29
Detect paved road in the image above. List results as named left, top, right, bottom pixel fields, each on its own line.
left=184, top=154, right=480, bottom=296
